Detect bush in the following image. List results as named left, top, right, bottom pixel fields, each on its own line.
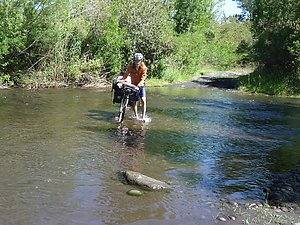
left=164, top=17, right=253, bottom=81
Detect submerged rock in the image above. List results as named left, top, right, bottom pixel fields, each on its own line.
left=126, top=189, right=143, bottom=196
left=119, top=170, right=171, bottom=191
left=216, top=216, right=227, bottom=222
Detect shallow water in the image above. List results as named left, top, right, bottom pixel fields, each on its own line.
left=0, top=87, right=300, bottom=224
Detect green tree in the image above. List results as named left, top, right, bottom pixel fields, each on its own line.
left=0, top=0, right=27, bottom=74
left=173, top=0, right=214, bottom=33
left=236, top=0, right=300, bottom=76
left=117, top=0, right=174, bottom=77
left=0, top=0, right=256, bottom=87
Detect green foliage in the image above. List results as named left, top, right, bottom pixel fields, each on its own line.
left=83, top=0, right=125, bottom=76
left=0, top=0, right=26, bottom=72
left=173, top=0, right=214, bottom=33
left=68, top=58, right=104, bottom=83
left=254, top=0, right=299, bottom=71
left=167, top=17, right=253, bottom=80
left=0, top=74, right=14, bottom=86
left=117, top=0, right=174, bottom=77
left=0, top=0, right=254, bottom=88
left=171, top=30, right=206, bottom=73
left=100, top=13, right=124, bottom=75
left=235, top=0, right=300, bottom=94
left=206, top=17, right=253, bottom=67
left=237, top=0, right=300, bottom=74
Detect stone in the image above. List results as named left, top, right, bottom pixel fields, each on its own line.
left=228, top=215, right=236, bottom=220
left=217, top=216, right=227, bottom=222
left=119, top=170, right=171, bottom=191
left=126, top=189, right=143, bottom=196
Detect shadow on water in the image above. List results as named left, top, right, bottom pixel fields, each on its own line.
left=85, top=109, right=115, bottom=122
left=192, top=77, right=239, bottom=89
left=83, top=109, right=148, bottom=173
left=83, top=109, right=146, bottom=145
left=265, top=163, right=300, bottom=206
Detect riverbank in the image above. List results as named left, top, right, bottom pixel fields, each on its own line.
left=0, top=85, right=10, bottom=89
left=0, top=69, right=256, bottom=91
left=216, top=200, right=300, bottom=225
left=166, top=71, right=248, bottom=90
left=0, top=71, right=244, bottom=90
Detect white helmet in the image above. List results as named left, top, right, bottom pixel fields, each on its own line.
left=134, top=53, right=143, bottom=61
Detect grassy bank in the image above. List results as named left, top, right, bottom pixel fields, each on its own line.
left=239, top=70, right=300, bottom=97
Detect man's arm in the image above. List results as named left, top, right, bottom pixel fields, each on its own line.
left=120, top=70, right=129, bottom=82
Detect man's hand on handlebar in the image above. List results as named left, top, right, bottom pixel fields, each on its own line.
left=117, top=80, right=139, bottom=91
left=117, top=82, right=123, bottom=89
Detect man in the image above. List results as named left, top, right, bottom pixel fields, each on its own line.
left=120, top=53, right=148, bottom=120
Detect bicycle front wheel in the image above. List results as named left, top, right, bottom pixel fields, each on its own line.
left=118, top=96, right=129, bottom=123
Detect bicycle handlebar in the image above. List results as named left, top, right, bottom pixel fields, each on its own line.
left=117, top=81, right=139, bottom=93
left=121, top=81, right=137, bottom=88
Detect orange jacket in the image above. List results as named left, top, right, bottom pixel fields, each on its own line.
left=121, top=62, right=147, bottom=86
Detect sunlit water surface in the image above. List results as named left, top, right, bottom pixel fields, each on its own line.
left=0, top=87, right=300, bottom=224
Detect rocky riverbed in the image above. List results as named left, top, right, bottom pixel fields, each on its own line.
left=216, top=200, right=300, bottom=225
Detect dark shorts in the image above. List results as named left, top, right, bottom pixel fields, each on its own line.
left=130, top=86, right=146, bottom=102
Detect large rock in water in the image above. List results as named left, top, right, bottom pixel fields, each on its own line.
left=119, top=170, right=170, bottom=191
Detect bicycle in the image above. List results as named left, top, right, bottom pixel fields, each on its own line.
left=116, top=82, right=139, bottom=123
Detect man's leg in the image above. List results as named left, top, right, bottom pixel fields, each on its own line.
left=141, top=97, right=146, bottom=119
left=138, top=86, right=147, bottom=119
left=129, top=91, right=139, bottom=118
left=132, top=101, right=138, bottom=118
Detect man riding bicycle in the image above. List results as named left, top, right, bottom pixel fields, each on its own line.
left=118, top=53, right=148, bottom=120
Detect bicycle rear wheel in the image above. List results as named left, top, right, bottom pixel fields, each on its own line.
left=118, top=96, right=129, bottom=123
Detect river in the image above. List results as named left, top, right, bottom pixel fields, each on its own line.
left=0, top=87, right=300, bottom=224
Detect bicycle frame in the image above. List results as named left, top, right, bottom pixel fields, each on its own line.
left=117, top=82, right=139, bottom=123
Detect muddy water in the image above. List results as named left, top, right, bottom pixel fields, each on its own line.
left=0, top=87, right=300, bottom=225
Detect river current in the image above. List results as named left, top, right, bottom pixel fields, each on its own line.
left=0, top=87, right=300, bottom=224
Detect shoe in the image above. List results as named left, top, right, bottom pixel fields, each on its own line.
left=141, top=117, right=151, bottom=123
left=131, top=113, right=139, bottom=119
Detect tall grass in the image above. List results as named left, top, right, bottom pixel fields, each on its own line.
left=239, top=70, right=300, bottom=96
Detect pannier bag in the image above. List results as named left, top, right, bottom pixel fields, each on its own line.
left=112, top=76, right=123, bottom=104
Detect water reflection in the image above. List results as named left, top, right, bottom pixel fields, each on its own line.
left=113, top=122, right=147, bottom=172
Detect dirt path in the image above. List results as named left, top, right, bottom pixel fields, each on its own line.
left=168, top=71, right=249, bottom=90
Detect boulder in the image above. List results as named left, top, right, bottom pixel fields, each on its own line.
left=119, top=170, right=171, bottom=191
